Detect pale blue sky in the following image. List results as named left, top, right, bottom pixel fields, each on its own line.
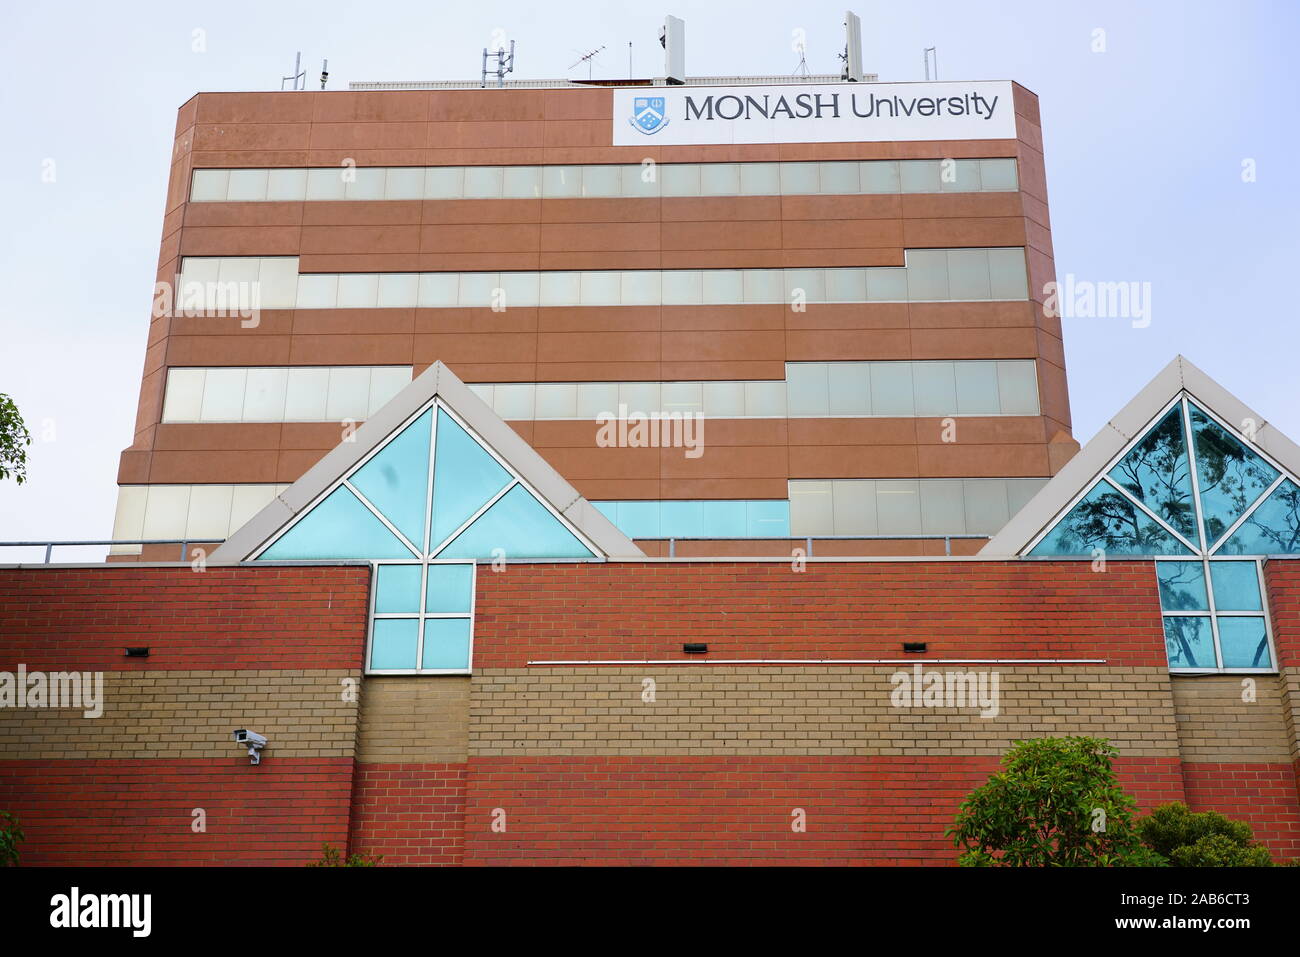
left=0, top=0, right=1296, bottom=555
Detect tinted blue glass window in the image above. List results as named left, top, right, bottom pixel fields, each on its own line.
left=1029, top=480, right=1192, bottom=556
left=1155, top=561, right=1208, bottom=611
left=660, top=500, right=704, bottom=537
left=1219, top=479, right=1300, bottom=555
left=440, top=484, right=595, bottom=559
left=425, top=563, right=474, bottom=613
left=371, top=618, right=419, bottom=670
left=1217, top=617, right=1271, bottom=669
left=1163, top=616, right=1214, bottom=669
left=422, top=618, right=472, bottom=670
left=746, top=500, right=791, bottom=537
left=1209, top=562, right=1262, bottom=611
left=375, top=564, right=421, bottom=613
left=1106, top=406, right=1197, bottom=540
left=429, top=409, right=512, bottom=551
left=613, top=502, right=660, bottom=538
left=350, top=409, right=431, bottom=548
left=702, top=500, right=747, bottom=537
left=1189, top=403, right=1278, bottom=546
left=260, top=486, right=415, bottom=560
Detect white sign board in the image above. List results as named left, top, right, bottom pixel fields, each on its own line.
left=612, top=80, right=1016, bottom=146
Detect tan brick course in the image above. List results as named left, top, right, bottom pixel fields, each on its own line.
left=356, top=676, right=470, bottom=763
left=1171, top=674, right=1293, bottom=764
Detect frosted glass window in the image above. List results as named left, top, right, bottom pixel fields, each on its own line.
left=1006, top=478, right=1043, bottom=516
left=661, top=164, right=701, bottom=196
left=876, top=481, right=922, bottom=535
left=779, top=163, right=819, bottom=195
left=920, top=479, right=967, bottom=533
left=230, top=485, right=277, bottom=532
left=265, top=169, right=307, bottom=201
left=784, top=269, right=826, bottom=303
left=940, top=159, right=983, bottom=193
left=576, top=383, right=619, bottom=418
left=539, top=272, right=581, bottom=307
left=866, top=267, right=908, bottom=301
left=458, top=273, right=499, bottom=307
left=738, top=163, right=780, bottom=195
left=186, top=485, right=234, bottom=540
left=142, top=486, right=190, bottom=539
left=306, top=168, right=347, bottom=201
left=963, top=479, right=1010, bottom=535
left=218, top=258, right=260, bottom=286
left=702, top=270, right=743, bottom=304
left=163, top=369, right=206, bottom=422
left=988, top=248, right=1029, bottom=299
left=899, top=160, right=942, bottom=193
left=190, top=170, right=230, bottom=202
left=535, top=384, right=578, bottom=419
left=378, top=273, right=419, bottom=307
left=242, top=369, right=288, bottom=421
left=498, top=272, right=539, bottom=308
left=284, top=368, right=330, bottom=420
left=384, top=167, right=425, bottom=200
left=789, top=481, right=833, bottom=536
left=743, top=270, right=784, bottom=303
left=199, top=369, right=247, bottom=422
left=786, top=364, right=830, bottom=416
left=337, top=274, right=379, bottom=308
left=541, top=166, right=581, bottom=198
left=662, top=270, right=703, bottom=305
left=661, top=382, right=703, bottom=415
left=463, top=166, right=504, bottom=199
left=980, top=158, right=1018, bottom=190
left=502, top=166, right=541, bottom=199
left=869, top=363, right=915, bottom=416
left=111, top=487, right=148, bottom=547
left=700, top=164, right=740, bottom=195
left=258, top=258, right=300, bottom=308
left=746, top=381, right=786, bottom=417
left=297, top=274, right=339, bottom=309
left=326, top=368, right=372, bottom=421
left=826, top=268, right=868, bottom=302
left=621, top=165, right=660, bottom=198
left=424, top=167, right=464, bottom=199
left=832, top=480, right=877, bottom=535
left=947, top=249, right=992, bottom=300
left=859, top=160, right=901, bottom=193
left=703, top=381, right=746, bottom=417
left=368, top=367, right=412, bottom=414
left=818, top=162, right=859, bottom=194
left=345, top=168, right=387, bottom=200
left=912, top=362, right=958, bottom=417
left=621, top=271, right=660, bottom=306
left=491, top=384, right=534, bottom=420
left=996, top=361, right=1040, bottom=415
left=226, top=169, right=269, bottom=202
left=905, top=250, right=949, bottom=300
left=827, top=363, right=871, bottom=415
left=581, top=165, right=621, bottom=197
left=580, top=272, right=622, bottom=306
left=418, top=273, right=460, bottom=307
left=955, top=362, right=1000, bottom=415
left=619, top=382, right=661, bottom=415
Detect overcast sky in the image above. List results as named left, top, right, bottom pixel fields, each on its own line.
left=0, top=0, right=1296, bottom=559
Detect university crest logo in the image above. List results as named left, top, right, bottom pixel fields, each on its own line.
left=630, top=96, right=669, bottom=134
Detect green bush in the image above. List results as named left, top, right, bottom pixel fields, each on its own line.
left=1138, top=803, right=1272, bottom=867
left=948, top=736, right=1162, bottom=866
left=0, top=811, right=25, bottom=867
left=306, top=843, right=383, bottom=867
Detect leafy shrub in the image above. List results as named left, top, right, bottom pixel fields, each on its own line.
left=306, top=843, right=383, bottom=867
left=0, top=811, right=25, bottom=867
left=1138, top=803, right=1272, bottom=867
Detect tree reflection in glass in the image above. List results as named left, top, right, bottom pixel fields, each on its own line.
left=1107, top=406, right=1197, bottom=540
left=1189, top=404, right=1278, bottom=545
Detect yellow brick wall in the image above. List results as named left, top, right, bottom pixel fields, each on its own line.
left=1170, top=674, right=1293, bottom=763
left=356, top=675, right=470, bottom=763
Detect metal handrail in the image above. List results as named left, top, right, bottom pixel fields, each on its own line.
left=0, top=539, right=226, bottom=563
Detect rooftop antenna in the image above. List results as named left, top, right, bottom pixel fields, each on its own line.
left=628, top=41, right=633, bottom=79
left=281, top=51, right=306, bottom=91
left=320, top=59, right=329, bottom=90
left=841, top=11, right=864, bottom=82
left=481, top=39, right=516, bottom=88
left=570, top=45, right=606, bottom=80
left=793, top=37, right=810, bottom=76
left=923, top=46, right=938, bottom=80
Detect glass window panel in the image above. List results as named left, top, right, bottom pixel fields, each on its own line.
left=1217, top=617, right=1272, bottom=669
left=336, top=273, right=379, bottom=309
left=226, top=169, right=269, bottom=201
left=1189, top=403, right=1280, bottom=546
left=424, top=167, right=464, bottom=199
left=305, top=168, right=347, bottom=201
left=1209, top=561, right=1262, bottom=611
left=581, top=165, right=621, bottom=197
left=913, top=361, right=957, bottom=417
left=111, top=486, right=148, bottom=543
left=326, top=367, right=372, bottom=421
left=859, top=160, right=901, bottom=193
left=260, top=486, right=414, bottom=560
left=377, top=273, right=419, bottom=307
left=612, top=501, right=659, bottom=538
left=865, top=267, right=908, bottom=301
left=185, top=484, right=234, bottom=540
left=1155, top=560, right=1209, bottom=611
left=779, top=163, right=819, bottom=195
left=738, top=162, right=780, bottom=195
left=703, top=381, right=746, bottom=418
left=702, top=270, right=743, bottom=304
left=257, top=257, right=299, bottom=308
left=876, top=480, right=922, bottom=535
left=832, top=480, right=876, bottom=535
left=869, top=362, right=915, bottom=416
left=899, top=160, right=942, bottom=193
left=218, top=257, right=260, bottom=286
left=142, top=486, right=189, bottom=539
left=345, top=168, right=386, bottom=200
left=745, top=381, right=786, bottom=417
left=371, top=618, right=419, bottom=670
left=746, top=500, right=790, bottom=537
left=499, top=272, right=540, bottom=308
left=384, top=167, right=425, bottom=200
left=621, top=164, right=660, bottom=198
left=699, top=163, right=740, bottom=195
left=905, top=249, right=949, bottom=300
left=621, top=271, right=661, bottom=306
left=1163, top=616, right=1214, bottom=670
left=190, top=169, right=229, bottom=202
left=284, top=368, right=330, bottom=420
left=375, top=564, right=421, bottom=614
left=1006, top=478, right=1045, bottom=516
left=662, top=270, right=703, bottom=305
left=619, top=382, right=661, bottom=416
left=987, top=248, right=1029, bottom=299
left=743, top=270, right=784, bottom=303
left=440, top=484, right=594, bottom=559
left=422, top=618, right=472, bottom=670
left=230, top=485, right=277, bottom=533
left=786, top=363, right=830, bottom=416
left=265, top=168, right=307, bottom=201
left=425, top=563, right=473, bottom=613
left=661, top=164, right=702, bottom=197
left=491, top=383, right=534, bottom=420
left=946, top=249, right=992, bottom=300
left=576, top=383, right=619, bottom=419
left=784, top=268, right=826, bottom=303
left=827, top=363, right=871, bottom=415
left=417, top=273, right=460, bottom=307
left=501, top=166, right=541, bottom=198
left=963, top=479, right=1010, bottom=535
left=818, top=162, right=859, bottom=194
left=825, top=268, right=868, bottom=302
left=788, top=481, right=833, bottom=536
left=163, top=369, right=206, bottom=422
left=429, top=409, right=513, bottom=550
left=979, top=158, right=1018, bottom=190
left=660, top=500, right=704, bottom=537
left=1029, top=479, right=1194, bottom=556
left=954, top=361, right=1000, bottom=416
left=535, top=383, right=578, bottom=419
left=920, top=479, right=967, bottom=534
left=463, top=166, right=504, bottom=199
left=541, top=166, right=582, bottom=198
left=661, top=382, right=703, bottom=415
left=199, top=368, right=247, bottom=422
left=1220, top=479, right=1300, bottom=555
left=243, top=368, right=288, bottom=421
left=702, top=500, right=746, bottom=537
left=939, top=159, right=983, bottom=192
left=368, top=367, right=413, bottom=415
left=457, top=273, right=498, bottom=307
left=996, top=360, right=1040, bottom=415
left=1106, top=406, right=1197, bottom=541
left=539, top=271, right=581, bottom=306
left=350, top=408, right=431, bottom=547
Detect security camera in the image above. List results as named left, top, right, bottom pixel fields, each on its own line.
left=232, top=729, right=267, bottom=765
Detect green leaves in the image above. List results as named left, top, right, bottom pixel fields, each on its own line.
left=0, top=393, right=32, bottom=486
left=1138, top=802, right=1273, bottom=867
left=0, top=810, right=25, bottom=866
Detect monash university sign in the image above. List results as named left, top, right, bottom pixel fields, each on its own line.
left=612, top=80, right=1016, bottom=146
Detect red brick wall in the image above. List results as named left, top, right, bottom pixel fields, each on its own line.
left=472, top=560, right=1167, bottom=667
left=1264, top=560, right=1300, bottom=665
left=0, top=566, right=369, bottom=671
left=348, top=763, right=466, bottom=866
left=1182, top=763, right=1300, bottom=860
left=0, top=758, right=353, bottom=866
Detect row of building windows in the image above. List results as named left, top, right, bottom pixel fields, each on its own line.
left=189, top=158, right=1019, bottom=204
left=161, top=366, right=412, bottom=424
left=177, top=249, right=1030, bottom=310
left=110, top=477, right=1047, bottom=548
